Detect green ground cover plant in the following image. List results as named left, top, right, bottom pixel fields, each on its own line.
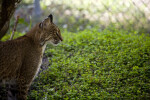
left=3, top=28, right=149, bottom=99
left=28, top=28, right=150, bottom=99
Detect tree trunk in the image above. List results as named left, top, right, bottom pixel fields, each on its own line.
left=34, top=0, right=42, bottom=17
left=0, top=0, right=21, bottom=40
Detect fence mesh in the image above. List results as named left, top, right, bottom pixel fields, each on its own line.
left=44, top=0, right=150, bottom=33
left=91, top=0, right=150, bottom=33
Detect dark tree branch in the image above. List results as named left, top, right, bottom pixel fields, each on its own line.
left=10, top=16, right=19, bottom=40
left=0, top=0, right=21, bottom=40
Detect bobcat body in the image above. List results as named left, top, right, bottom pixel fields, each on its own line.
left=0, top=14, right=63, bottom=100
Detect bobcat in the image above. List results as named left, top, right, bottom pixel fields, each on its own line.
left=0, top=14, right=63, bottom=100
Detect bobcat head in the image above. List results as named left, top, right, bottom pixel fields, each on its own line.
left=38, top=14, right=63, bottom=46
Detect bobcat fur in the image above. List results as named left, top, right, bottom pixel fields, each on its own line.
left=0, top=14, right=63, bottom=100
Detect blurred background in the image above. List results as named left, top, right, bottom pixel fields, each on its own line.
left=0, top=0, right=150, bottom=99
left=10, top=0, right=150, bottom=34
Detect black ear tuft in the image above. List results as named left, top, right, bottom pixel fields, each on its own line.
left=48, top=14, right=53, bottom=23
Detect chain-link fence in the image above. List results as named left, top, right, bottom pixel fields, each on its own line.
left=90, top=0, right=150, bottom=33
left=39, top=0, right=150, bottom=33
left=14, top=0, right=150, bottom=33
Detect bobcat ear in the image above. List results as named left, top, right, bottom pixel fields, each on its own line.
left=48, top=14, right=53, bottom=23
left=39, top=23, right=43, bottom=28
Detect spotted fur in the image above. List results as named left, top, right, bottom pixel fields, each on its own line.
left=0, top=14, right=63, bottom=100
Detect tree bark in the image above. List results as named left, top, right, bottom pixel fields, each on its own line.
left=34, top=0, right=42, bottom=17
left=0, top=0, right=21, bottom=40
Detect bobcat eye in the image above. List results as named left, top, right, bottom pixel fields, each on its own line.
left=56, top=32, right=61, bottom=41
left=56, top=32, right=58, bottom=36
left=55, top=32, right=59, bottom=37
left=55, top=31, right=63, bottom=41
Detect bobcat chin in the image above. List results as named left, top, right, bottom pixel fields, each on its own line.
left=0, top=14, right=63, bottom=100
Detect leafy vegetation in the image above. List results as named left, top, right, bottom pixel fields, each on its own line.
left=28, top=28, right=150, bottom=99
